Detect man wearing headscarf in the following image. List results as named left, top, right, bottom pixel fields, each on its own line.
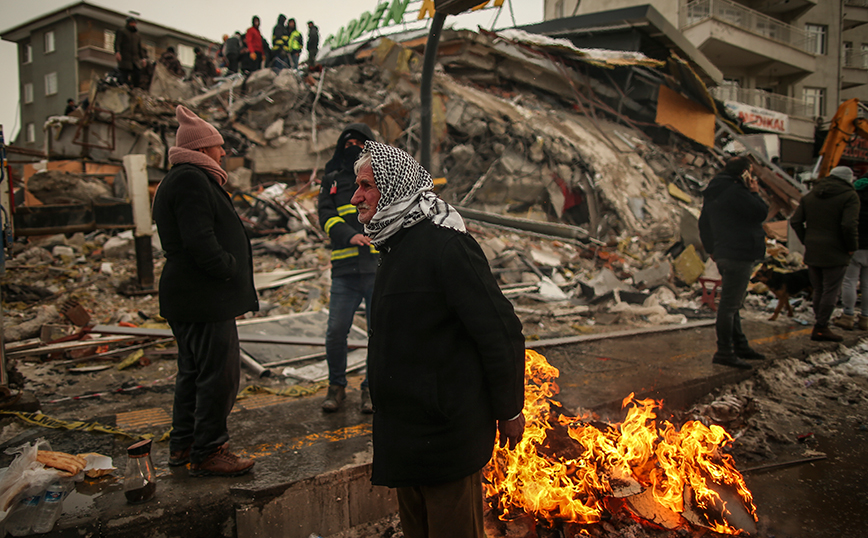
left=791, top=165, right=861, bottom=341
left=352, top=141, right=525, bottom=538
left=699, top=155, right=768, bottom=369
left=152, top=105, right=258, bottom=477
left=317, top=123, right=377, bottom=413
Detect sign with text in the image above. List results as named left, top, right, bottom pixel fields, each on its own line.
left=842, top=135, right=868, bottom=163
left=324, top=0, right=503, bottom=49
left=724, top=100, right=789, bottom=134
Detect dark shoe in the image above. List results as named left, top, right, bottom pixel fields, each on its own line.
left=712, top=353, right=753, bottom=370
left=321, top=384, right=346, bottom=413
left=811, top=325, right=844, bottom=342
left=189, top=444, right=254, bottom=477
left=360, top=387, right=373, bottom=414
left=168, top=446, right=191, bottom=467
left=735, top=347, right=766, bottom=361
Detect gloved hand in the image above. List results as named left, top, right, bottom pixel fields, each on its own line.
left=249, top=52, right=256, bottom=60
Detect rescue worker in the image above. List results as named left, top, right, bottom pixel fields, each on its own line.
left=159, top=46, right=186, bottom=78
left=271, top=14, right=290, bottom=69
left=223, top=32, right=242, bottom=74
left=306, top=21, right=319, bottom=67
left=192, top=47, right=218, bottom=85
left=114, top=16, right=147, bottom=87
left=287, top=18, right=303, bottom=69
left=318, top=124, right=377, bottom=413
left=243, top=16, right=264, bottom=73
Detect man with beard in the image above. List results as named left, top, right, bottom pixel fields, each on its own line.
left=114, top=17, right=147, bottom=87
left=351, top=141, right=525, bottom=538
left=152, top=105, right=258, bottom=477
left=318, top=124, right=377, bottom=413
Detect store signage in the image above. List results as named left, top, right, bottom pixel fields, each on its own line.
left=843, top=135, right=868, bottom=163
left=724, top=100, right=789, bottom=134
left=324, top=0, right=502, bottom=49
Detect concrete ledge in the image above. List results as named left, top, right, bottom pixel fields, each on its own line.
left=236, top=464, right=397, bottom=538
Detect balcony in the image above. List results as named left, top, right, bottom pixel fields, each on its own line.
left=711, top=86, right=811, bottom=117
left=680, top=0, right=817, bottom=79
left=844, top=0, right=868, bottom=30
left=842, top=50, right=868, bottom=88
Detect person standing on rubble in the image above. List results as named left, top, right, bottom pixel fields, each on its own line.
left=352, top=141, right=526, bottom=538
left=159, top=46, right=186, bottom=78
left=114, top=16, right=147, bottom=87
left=192, top=48, right=218, bottom=85
left=270, top=14, right=290, bottom=69
left=306, top=21, right=319, bottom=67
left=699, top=156, right=769, bottom=370
left=223, top=32, right=242, bottom=74
left=318, top=124, right=377, bottom=414
left=286, top=18, right=303, bottom=69
left=244, top=16, right=264, bottom=73
left=790, top=166, right=860, bottom=342
left=152, top=105, right=258, bottom=477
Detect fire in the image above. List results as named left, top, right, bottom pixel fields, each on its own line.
left=483, top=350, right=757, bottom=534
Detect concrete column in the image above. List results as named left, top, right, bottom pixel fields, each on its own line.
left=123, top=154, right=155, bottom=290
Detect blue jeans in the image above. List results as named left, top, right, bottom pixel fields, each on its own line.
left=715, top=258, right=755, bottom=354
left=326, top=273, right=375, bottom=388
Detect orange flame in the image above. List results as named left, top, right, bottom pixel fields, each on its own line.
left=483, top=350, right=757, bottom=534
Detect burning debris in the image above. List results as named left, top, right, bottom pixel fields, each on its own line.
left=483, top=351, right=757, bottom=536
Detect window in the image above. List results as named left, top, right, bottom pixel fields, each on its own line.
left=844, top=41, right=853, bottom=67
left=26, top=123, right=36, bottom=144
left=804, top=87, right=826, bottom=118
left=103, top=29, right=115, bottom=52
left=805, top=24, right=826, bottom=55
left=177, top=44, right=195, bottom=68
left=23, top=83, right=33, bottom=104
left=22, top=43, right=32, bottom=64
left=44, top=30, right=55, bottom=53
left=554, top=0, right=564, bottom=18
left=44, top=72, right=58, bottom=96
left=862, top=44, right=868, bottom=69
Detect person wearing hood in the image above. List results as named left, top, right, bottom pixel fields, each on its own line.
left=317, top=124, right=378, bottom=413
left=243, top=16, right=264, bottom=73
left=286, top=18, right=303, bottom=69
left=114, top=16, right=147, bottom=87
left=699, top=156, right=769, bottom=369
left=271, top=14, right=290, bottom=68
left=352, top=141, right=525, bottom=538
left=152, top=105, right=258, bottom=477
left=835, top=174, right=868, bottom=331
left=791, top=165, right=861, bottom=341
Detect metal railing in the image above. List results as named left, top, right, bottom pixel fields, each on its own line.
left=680, top=0, right=817, bottom=54
left=711, top=86, right=812, bottom=118
left=845, top=0, right=868, bottom=7
left=843, top=49, right=868, bottom=69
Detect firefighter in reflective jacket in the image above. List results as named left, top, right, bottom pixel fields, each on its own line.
left=287, top=18, right=303, bottom=69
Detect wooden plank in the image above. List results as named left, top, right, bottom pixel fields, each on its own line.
left=526, top=319, right=715, bottom=349
left=90, top=324, right=368, bottom=348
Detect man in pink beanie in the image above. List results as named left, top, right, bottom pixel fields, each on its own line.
left=152, top=105, right=258, bottom=477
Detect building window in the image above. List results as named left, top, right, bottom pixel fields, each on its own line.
left=844, top=41, right=853, bottom=67
left=805, top=24, right=826, bottom=55
left=44, top=30, right=55, bottom=53
left=804, top=87, right=826, bottom=118
left=104, top=29, right=115, bottom=51
left=177, top=44, right=195, bottom=68
left=862, top=44, right=868, bottom=69
left=26, top=123, right=36, bottom=144
left=23, top=43, right=32, bottom=64
left=45, top=72, right=58, bottom=96
left=23, top=83, right=33, bottom=104
left=554, top=0, right=564, bottom=18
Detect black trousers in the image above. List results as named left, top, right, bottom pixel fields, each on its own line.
left=168, top=318, right=240, bottom=464
left=809, top=265, right=848, bottom=327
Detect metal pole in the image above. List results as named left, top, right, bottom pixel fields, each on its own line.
left=420, top=11, right=447, bottom=171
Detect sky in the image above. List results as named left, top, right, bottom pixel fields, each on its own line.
left=0, top=0, right=544, bottom=143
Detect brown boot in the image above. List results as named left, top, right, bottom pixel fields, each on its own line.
left=168, top=446, right=191, bottom=467
left=811, top=325, right=844, bottom=342
left=859, top=315, right=868, bottom=331
left=321, top=384, right=346, bottom=412
left=360, top=386, right=373, bottom=414
left=190, top=444, right=254, bottom=477
left=834, top=314, right=855, bottom=330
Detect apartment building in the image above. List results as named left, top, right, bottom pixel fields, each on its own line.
left=543, top=0, right=868, bottom=170
left=1, top=1, right=218, bottom=149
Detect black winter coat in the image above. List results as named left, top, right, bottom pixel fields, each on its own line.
left=790, top=176, right=860, bottom=267
left=152, top=164, right=258, bottom=322
left=318, top=123, right=378, bottom=278
left=114, top=25, right=145, bottom=69
left=368, top=220, right=525, bottom=487
left=698, top=172, right=768, bottom=261
left=856, top=187, right=868, bottom=250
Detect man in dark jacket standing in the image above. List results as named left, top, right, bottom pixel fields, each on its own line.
left=152, top=105, right=258, bottom=477
left=318, top=124, right=377, bottom=413
left=306, top=21, right=319, bottom=67
left=114, top=17, right=146, bottom=87
left=699, top=156, right=769, bottom=369
left=223, top=32, right=242, bottom=74
left=159, top=46, right=186, bottom=78
left=791, top=166, right=860, bottom=341
left=351, top=141, right=525, bottom=538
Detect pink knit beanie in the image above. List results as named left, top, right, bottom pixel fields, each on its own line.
left=175, top=105, right=224, bottom=149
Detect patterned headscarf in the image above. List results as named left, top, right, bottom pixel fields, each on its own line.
left=363, top=141, right=465, bottom=247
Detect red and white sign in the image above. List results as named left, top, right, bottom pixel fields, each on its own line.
left=724, top=101, right=789, bottom=134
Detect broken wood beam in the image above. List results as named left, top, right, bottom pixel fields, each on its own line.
left=456, top=206, right=601, bottom=245
left=89, top=324, right=368, bottom=348
left=526, top=319, right=715, bottom=349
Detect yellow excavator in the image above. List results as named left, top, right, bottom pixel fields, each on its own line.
left=816, top=98, right=868, bottom=178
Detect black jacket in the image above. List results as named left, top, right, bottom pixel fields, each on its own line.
left=114, top=25, right=145, bottom=69
left=698, top=172, right=768, bottom=261
left=318, top=123, right=378, bottom=277
left=790, top=176, right=860, bottom=267
left=855, top=187, right=868, bottom=250
left=368, top=220, right=525, bottom=487
left=153, top=164, right=258, bottom=322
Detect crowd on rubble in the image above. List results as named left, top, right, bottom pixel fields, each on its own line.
left=101, top=13, right=320, bottom=97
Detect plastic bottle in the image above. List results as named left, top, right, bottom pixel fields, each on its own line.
left=31, top=481, right=68, bottom=534
left=6, top=490, right=43, bottom=536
